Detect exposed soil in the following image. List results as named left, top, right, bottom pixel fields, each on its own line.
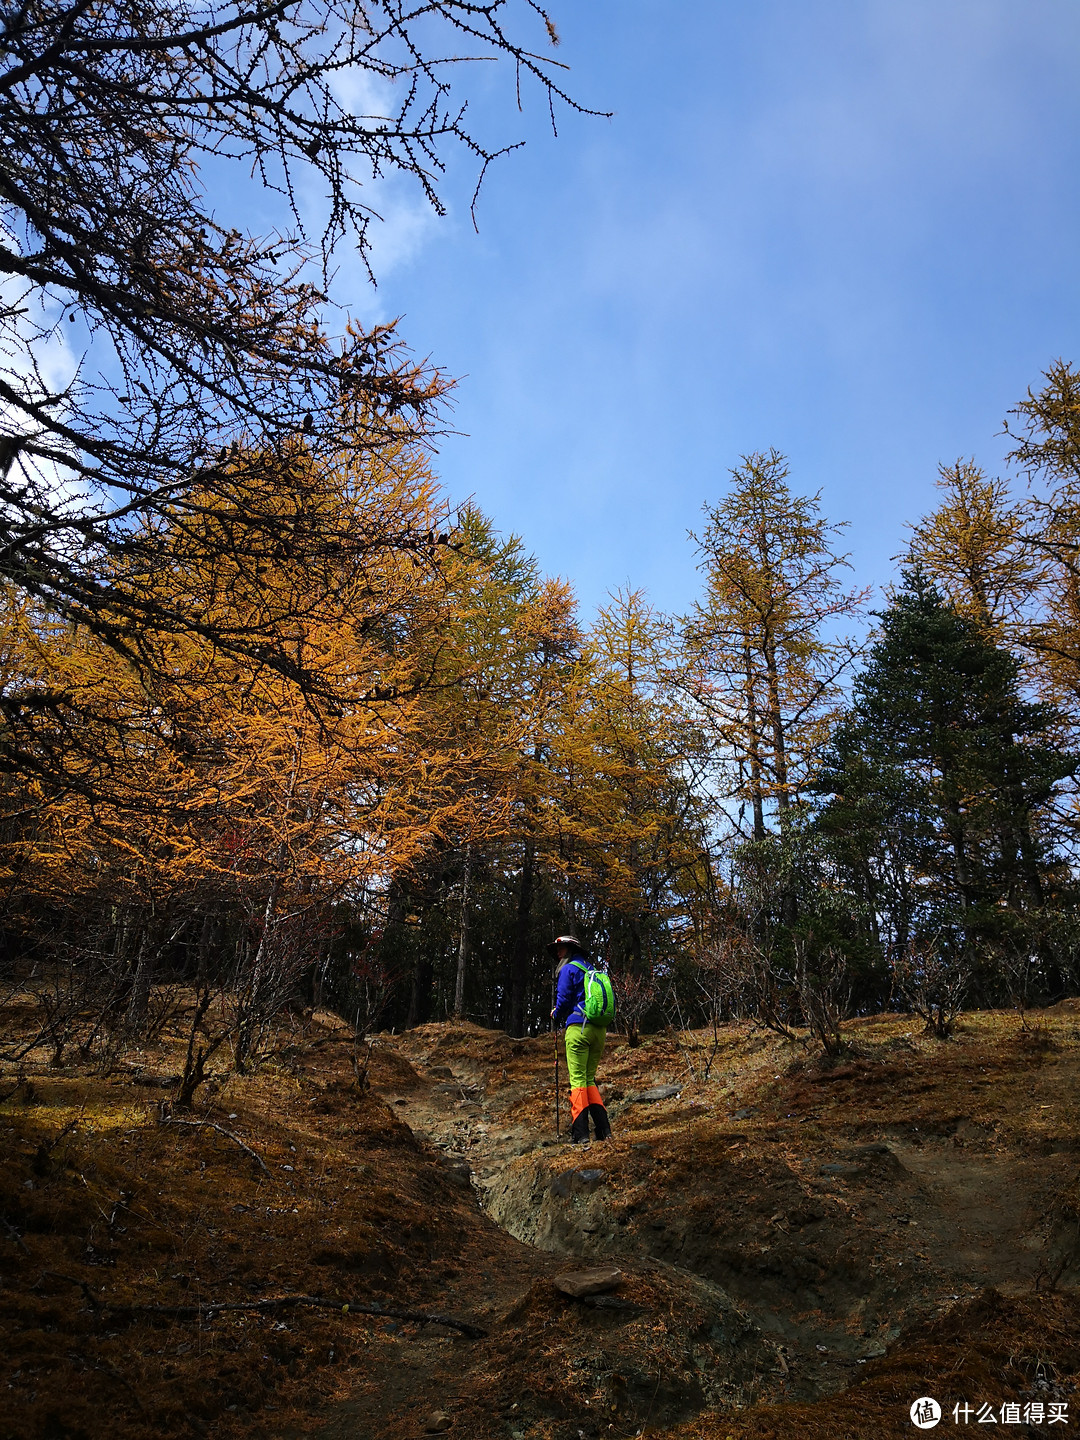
left=339, top=1009, right=1080, bottom=1438
left=2, top=998, right=1080, bottom=1440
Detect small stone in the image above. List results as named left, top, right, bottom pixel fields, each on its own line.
left=583, top=1294, right=641, bottom=1313
left=630, top=1084, right=681, bottom=1103
left=428, top=1066, right=455, bottom=1079
left=842, top=1143, right=905, bottom=1175
left=554, top=1266, right=623, bottom=1298
left=574, top=1167, right=606, bottom=1191
left=423, top=1411, right=453, bottom=1433
left=732, top=1107, right=755, bottom=1120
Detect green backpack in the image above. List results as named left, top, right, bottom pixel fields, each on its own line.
left=571, top=959, right=616, bottom=1027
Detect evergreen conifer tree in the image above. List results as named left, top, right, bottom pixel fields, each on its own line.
left=813, top=572, right=1076, bottom=999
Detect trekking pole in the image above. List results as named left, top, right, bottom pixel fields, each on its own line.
left=554, top=1028, right=560, bottom=1139
left=552, top=978, right=560, bottom=1140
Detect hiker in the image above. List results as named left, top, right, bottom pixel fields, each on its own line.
left=549, top=935, right=614, bottom=1144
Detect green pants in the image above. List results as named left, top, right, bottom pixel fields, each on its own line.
left=565, top=1022, right=606, bottom=1122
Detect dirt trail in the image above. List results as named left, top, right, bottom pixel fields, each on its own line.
left=4, top=1003, right=1079, bottom=1440
left=888, top=1140, right=1045, bottom=1292
left=311, top=1013, right=1080, bottom=1439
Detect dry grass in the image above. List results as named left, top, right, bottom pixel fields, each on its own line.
left=2, top=998, right=1080, bottom=1439
left=673, top=1288, right=1080, bottom=1439
left=0, top=1010, right=480, bottom=1440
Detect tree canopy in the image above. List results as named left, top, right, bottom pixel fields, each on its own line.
left=2, top=9, right=1080, bottom=1062
left=0, top=0, right=587, bottom=780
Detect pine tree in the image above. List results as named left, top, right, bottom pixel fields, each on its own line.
left=686, top=451, right=866, bottom=841
left=906, top=460, right=1037, bottom=644
left=1005, top=361, right=1080, bottom=719
left=812, top=572, right=1076, bottom=997
left=553, top=589, right=715, bottom=976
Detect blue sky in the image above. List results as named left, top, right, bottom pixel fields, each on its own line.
left=341, top=1, right=1080, bottom=623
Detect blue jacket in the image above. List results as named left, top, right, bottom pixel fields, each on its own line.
left=553, top=958, right=588, bottom=1028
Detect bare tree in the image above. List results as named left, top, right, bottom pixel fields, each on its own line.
left=891, top=942, right=969, bottom=1040
left=704, top=931, right=802, bottom=1044
left=0, top=0, right=595, bottom=779
left=612, top=969, right=654, bottom=1048
left=792, top=937, right=849, bottom=1058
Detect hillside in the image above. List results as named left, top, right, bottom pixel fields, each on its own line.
left=3, top=997, right=1080, bottom=1440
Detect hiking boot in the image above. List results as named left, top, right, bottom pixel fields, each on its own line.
left=588, top=1103, right=612, bottom=1141
left=570, top=1111, right=591, bottom=1144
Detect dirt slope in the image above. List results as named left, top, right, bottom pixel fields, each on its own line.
left=2, top=1000, right=1080, bottom=1440
left=345, top=1009, right=1080, bottom=1438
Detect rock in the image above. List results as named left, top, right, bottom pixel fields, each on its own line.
left=427, top=1065, right=455, bottom=1079
left=423, top=1411, right=453, bottom=1433
left=842, top=1143, right=905, bottom=1175
left=818, top=1162, right=862, bottom=1178
left=438, top=1153, right=472, bottom=1189
left=575, top=1167, right=606, bottom=1191
left=630, top=1084, right=681, bottom=1103
left=554, top=1265, right=623, bottom=1298
left=583, top=1294, right=642, bottom=1314
left=732, top=1107, right=755, bottom=1120
left=548, top=1167, right=607, bottom=1199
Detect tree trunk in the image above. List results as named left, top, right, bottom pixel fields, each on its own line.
left=124, top=925, right=155, bottom=1037
left=763, top=640, right=790, bottom=824
left=508, top=840, right=535, bottom=1037
left=453, top=846, right=471, bottom=1020
left=234, top=878, right=279, bottom=1071
left=743, top=641, right=766, bottom=841
left=762, top=641, right=798, bottom=926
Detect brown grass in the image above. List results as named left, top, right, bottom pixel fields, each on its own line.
left=673, top=1288, right=1080, bottom=1439
left=0, top=1013, right=478, bottom=1440
left=3, top=998, right=1080, bottom=1439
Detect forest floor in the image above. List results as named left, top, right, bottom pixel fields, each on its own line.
left=2, top=995, right=1080, bottom=1440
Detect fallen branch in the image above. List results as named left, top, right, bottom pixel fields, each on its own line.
left=0, top=1030, right=49, bottom=1063
left=81, top=1290, right=488, bottom=1339
left=2, top=1214, right=29, bottom=1253
left=62, top=1342, right=146, bottom=1415
left=35, top=1270, right=100, bottom=1305
left=159, top=1116, right=271, bottom=1176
